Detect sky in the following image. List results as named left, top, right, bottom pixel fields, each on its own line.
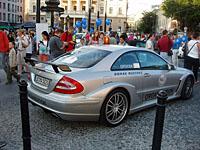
left=128, top=0, right=164, bottom=20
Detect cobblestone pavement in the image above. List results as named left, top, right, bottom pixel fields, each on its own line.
left=0, top=69, right=200, bottom=150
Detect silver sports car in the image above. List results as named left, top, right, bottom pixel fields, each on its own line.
left=27, top=45, right=195, bottom=126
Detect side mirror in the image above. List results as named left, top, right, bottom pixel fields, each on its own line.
left=168, top=64, right=175, bottom=70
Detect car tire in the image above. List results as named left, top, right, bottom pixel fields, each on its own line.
left=181, top=76, right=194, bottom=100
left=100, top=89, right=129, bottom=127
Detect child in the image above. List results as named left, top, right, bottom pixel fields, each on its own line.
left=6, top=42, right=18, bottom=84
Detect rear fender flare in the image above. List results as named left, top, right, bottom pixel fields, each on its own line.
left=86, top=82, right=138, bottom=109
left=176, top=73, right=195, bottom=94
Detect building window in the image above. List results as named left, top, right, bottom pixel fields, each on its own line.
left=33, top=5, right=36, bottom=13
left=65, top=6, right=67, bottom=10
left=0, top=13, right=1, bottom=20
left=12, top=14, right=14, bottom=22
left=119, top=7, right=122, bottom=15
left=8, top=14, right=10, bottom=22
left=82, top=6, right=85, bottom=11
left=12, top=4, right=14, bottom=12
left=17, top=6, right=19, bottom=12
left=109, top=7, right=113, bottom=14
left=3, top=13, right=6, bottom=21
left=33, top=17, right=35, bottom=20
left=41, top=17, right=44, bottom=20
left=0, top=2, right=1, bottom=9
left=73, top=6, right=76, bottom=11
left=8, top=3, right=10, bottom=12
left=91, top=7, right=94, bottom=13
left=100, top=7, right=104, bottom=14
left=20, top=7, right=22, bottom=12
left=16, top=15, right=19, bottom=22
left=3, top=3, right=5, bottom=9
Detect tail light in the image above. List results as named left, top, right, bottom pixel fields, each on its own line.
left=53, top=76, right=84, bottom=94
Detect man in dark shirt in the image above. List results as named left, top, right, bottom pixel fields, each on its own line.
left=157, top=30, right=173, bottom=63
left=49, top=28, right=66, bottom=60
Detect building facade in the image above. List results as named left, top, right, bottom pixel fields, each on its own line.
left=61, top=0, right=128, bottom=32
left=24, top=0, right=47, bottom=23
left=0, top=0, right=24, bottom=27
left=24, top=0, right=128, bottom=32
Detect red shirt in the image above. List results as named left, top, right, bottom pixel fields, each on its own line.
left=157, top=35, right=173, bottom=52
left=60, top=32, right=74, bottom=52
left=0, top=31, right=9, bottom=53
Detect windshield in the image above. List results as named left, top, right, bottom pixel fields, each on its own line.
left=54, top=48, right=111, bottom=68
left=76, top=34, right=83, bottom=39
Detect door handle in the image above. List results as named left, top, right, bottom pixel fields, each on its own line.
left=144, top=73, right=151, bottom=78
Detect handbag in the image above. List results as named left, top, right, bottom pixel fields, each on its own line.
left=167, top=36, right=173, bottom=56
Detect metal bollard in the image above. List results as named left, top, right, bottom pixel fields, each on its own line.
left=152, top=90, right=168, bottom=150
left=18, top=80, right=32, bottom=150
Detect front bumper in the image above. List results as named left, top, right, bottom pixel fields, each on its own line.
left=28, top=84, right=101, bottom=121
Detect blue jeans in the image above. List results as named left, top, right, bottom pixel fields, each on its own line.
left=0, top=52, right=8, bottom=71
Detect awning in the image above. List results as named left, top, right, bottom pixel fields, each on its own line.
left=16, top=22, right=36, bottom=29
left=0, top=25, right=14, bottom=30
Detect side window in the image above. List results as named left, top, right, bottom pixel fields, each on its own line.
left=136, top=51, right=168, bottom=70
left=111, top=52, right=140, bottom=70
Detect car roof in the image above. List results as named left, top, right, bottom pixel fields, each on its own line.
left=81, top=45, right=139, bottom=52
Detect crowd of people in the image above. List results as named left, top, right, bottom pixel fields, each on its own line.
left=0, top=27, right=200, bottom=86
left=0, top=26, right=199, bottom=148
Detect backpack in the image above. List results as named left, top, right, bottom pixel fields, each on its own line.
left=178, top=42, right=198, bottom=58
left=177, top=42, right=187, bottom=58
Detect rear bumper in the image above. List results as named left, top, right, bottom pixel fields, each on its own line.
left=27, top=84, right=101, bottom=121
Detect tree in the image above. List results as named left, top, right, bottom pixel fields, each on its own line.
left=161, top=0, right=200, bottom=32
left=137, top=11, right=157, bottom=33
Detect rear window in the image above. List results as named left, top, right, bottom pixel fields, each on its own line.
left=54, top=48, right=111, bottom=68
left=76, top=34, right=83, bottom=39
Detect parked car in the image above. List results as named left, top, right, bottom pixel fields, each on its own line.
left=27, top=45, right=195, bottom=126
left=75, top=33, right=86, bottom=44
left=127, top=39, right=146, bottom=48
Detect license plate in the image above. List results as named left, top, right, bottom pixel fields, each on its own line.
left=35, top=75, right=50, bottom=87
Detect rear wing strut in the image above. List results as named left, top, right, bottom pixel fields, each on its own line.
left=25, top=57, right=71, bottom=73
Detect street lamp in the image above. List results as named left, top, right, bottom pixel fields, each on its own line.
left=36, top=0, right=40, bottom=23
left=88, top=0, right=92, bottom=32
left=104, top=0, right=107, bottom=32
left=41, top=0, right=64, bottom=28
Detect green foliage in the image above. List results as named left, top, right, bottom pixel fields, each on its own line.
left=161, top=0, right=200, bottom=31
left=137, top=11, right=157, bottom=33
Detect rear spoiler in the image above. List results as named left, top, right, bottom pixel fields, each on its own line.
left=25, top=57, right=71, bottom=73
